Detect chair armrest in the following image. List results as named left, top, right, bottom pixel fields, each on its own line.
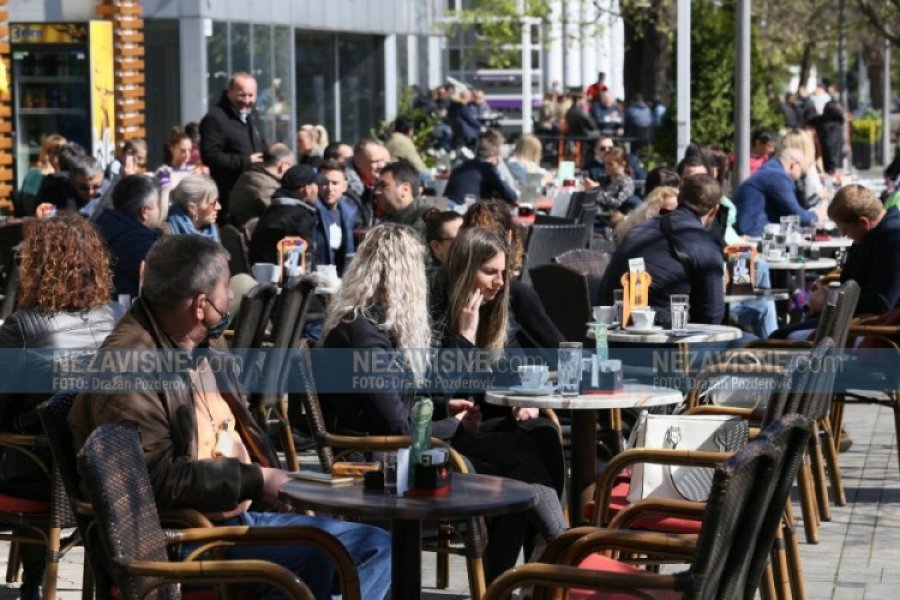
left=0, top=433, right=49, bottom=475
left=560, top=528, right=699, bottom=567
left=607, top=497, right=706, bottom=531
left=683, top=405, right=764, bottom=421
left=168, top=525, right=361, bottom=600
left=594, top=448, right=733, bottom=526
left=484, top=563, right=680, bottom=600
left=322, top=433, right=469, bottom=473
left=158, top=508, right=213, bottom=528
left=124, top=559, right=317, bottom=600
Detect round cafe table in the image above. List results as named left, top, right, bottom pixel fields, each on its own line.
left=600, top=322, right=743, bottom=345
left=280, top=473, right=534, bottom=600
left=485, top=383, right=683, bottom=523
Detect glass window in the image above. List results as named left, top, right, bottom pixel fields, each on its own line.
left=231, top=23, right=251, bottom=74
left=417, top=36, right=429, bottom=91
left=273, top=26, right=294, bottom=147
left=338, top=34, right=385, bottom=143
left=396, top=34, right=409, bottom=100
left=252, top=25, right=275, bottom=144
left=207, top=21, right=229, bottom=108
left=295, top=31, right=336, bottom=140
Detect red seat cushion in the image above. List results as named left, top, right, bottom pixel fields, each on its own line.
left=0, top=492, right=49, bottom=516
left=582, top=480, right=702, bottom=534
left=568, top=553, right=683, bottom=600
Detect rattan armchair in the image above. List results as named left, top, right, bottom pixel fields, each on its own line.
left=78, top=423, right=362, bottom=600
left=226, top=282, right=279, bottom=350
left=483, top=415, right=812, bottom=600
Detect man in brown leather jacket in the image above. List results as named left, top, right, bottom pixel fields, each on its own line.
left=68, top=235, right=390, bottom=599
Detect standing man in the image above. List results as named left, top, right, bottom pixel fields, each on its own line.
left=315, top=160, right=358, bottom=275
left=200, top=72, right=266, bottom=219
left=67, top=236, right=392, bottom=600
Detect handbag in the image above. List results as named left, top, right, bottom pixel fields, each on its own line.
left=626, top=412, right=749, bottom=503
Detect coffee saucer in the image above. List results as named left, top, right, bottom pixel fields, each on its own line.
left=506, top=385, right=556, bottom=396
left=624, top=325, right=665, bottom=334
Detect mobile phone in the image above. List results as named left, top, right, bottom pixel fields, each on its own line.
left=288, top=471, right=353, bottom=485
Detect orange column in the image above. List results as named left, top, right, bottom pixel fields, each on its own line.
left=96, top=0, right=146, bottom=146
left=0, top=0, right=13, bottom=211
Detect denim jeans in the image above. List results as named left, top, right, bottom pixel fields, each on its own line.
left=206, top=511, right=391, bottom=600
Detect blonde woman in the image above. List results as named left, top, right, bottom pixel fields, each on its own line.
left=507, top=133, right=552, bottom=187
left=614, top=185, right=679, bottom=245
left=164, top=174, right=221, bottom=241
left=780, top=127, right=831, bottom=207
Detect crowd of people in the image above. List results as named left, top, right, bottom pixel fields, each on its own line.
left=1, top=65, right=899, bottom=600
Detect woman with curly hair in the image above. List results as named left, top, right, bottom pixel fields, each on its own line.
left=320, top=223, right=566, bottom=583
left=0, top=213, right=123, bottom=598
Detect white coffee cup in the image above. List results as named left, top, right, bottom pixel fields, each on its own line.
left=517, top=364, right=550, bottom=389
left=630, top=308, right=656, bottom=329
left=766, top=248, right=784, bottom=261
left=316, top=264, right=339, bottom=285
left=252, top=263, right=280, bottom=284
left=592, top=306, right=616, bottom=324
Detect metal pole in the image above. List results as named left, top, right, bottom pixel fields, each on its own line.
left=676, top=0, right=691, bottom=162
left=838, top=0, right=848, bottom=108
left=734, top=0, right=751, bottom=184
left=522, top=18, right=533, bottom=133
left=883, top=39, right=891, bottom=167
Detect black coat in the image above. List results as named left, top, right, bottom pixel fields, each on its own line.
left=444, top=159, right=518, bottom=205
left=842, top=207, right=900, bottom=315
left=199, top=91, right=266, bottom=208
left=248, top=191, right=317, bottom=265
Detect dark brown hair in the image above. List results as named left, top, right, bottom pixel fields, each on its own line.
left=18, top=213, right=113, bottom=313
left=461, top=200, right=524, bottom=271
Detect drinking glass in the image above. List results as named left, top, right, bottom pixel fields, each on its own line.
left=558, top=342, right=583, bottom=396
left=383, top=452, right=398, bottom=495
left=613, top=289, right=624, bottom=328
left=670, top=294, right=690, bottom=333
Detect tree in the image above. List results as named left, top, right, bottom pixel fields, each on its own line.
left=857, top=0, right=900, bottom=46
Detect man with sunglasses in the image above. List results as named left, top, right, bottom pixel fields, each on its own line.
left=34, top=154, right=105, bottom=217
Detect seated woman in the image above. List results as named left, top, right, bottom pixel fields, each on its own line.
left=155, top=126, right=206, bottom=189
left=320, top=224, right=566, bottom=582
left=506, top=133, right=553, bottom=188
left=585, top=146, right=636, bottom=212
left=164, top=173, right=221, bottom=242
left=0, top=214, right=123, bottom=599
left=614, top=185, right=679, bottom=246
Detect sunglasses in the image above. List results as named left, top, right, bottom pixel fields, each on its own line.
left=77, top=183, right=103, bottom=192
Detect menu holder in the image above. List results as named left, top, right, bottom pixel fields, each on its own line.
left=724, top=243, right=756, bottom=295
left=277, top=237, right=307, bottom=283
left=619, top=270, right=652, bottom=328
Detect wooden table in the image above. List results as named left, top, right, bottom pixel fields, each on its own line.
left=280, top=473, right=535, bottom=600
left=485, top=383, right=682, bottom=523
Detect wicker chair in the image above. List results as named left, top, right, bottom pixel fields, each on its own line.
left=227, top=282, right=279, bottom=350
left=293, top=340, right=490, bottom=599
left=529, top=263, right=592, bottom=345
left=78, top=423, right=363, bottom=600
left=220, top=224, right=252, bottom=276
left=483, top=414, right=813, bottom=600
left=520, top=224, right=586, bottom=285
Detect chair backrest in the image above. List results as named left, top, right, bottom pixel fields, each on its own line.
left=795, top=337, right=838, bottom=421
left=529, top=263, right=592, bottom=344
left=553, top=248, right=611, bottom=280
left=295, top=340, right=336, bottom=472
left=687, top=414, right=812, bottom=599
left=520, top=223, right=586, bottom=285
left=813, top=280, right=860, bottom=349
left=78, top=424, right=179, bottom=600
left=578, top=204, right=598, bottom=248
left=220, top=224, right=251, bottom=276
left=1, top=259, right=19, bottom=318
left=229, top=282, right=279, bottom=349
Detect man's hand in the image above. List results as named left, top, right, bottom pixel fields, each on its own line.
left=250, top=152, right=264, bottom=164
left=511, top=407, right=539, bottom=422
left=812, top=204, right=829, bottom=223
left=450, top=399, right=481, bottom=433
left=260, top=467, right=290, bottom=505
left=458, top=288, right=483, bottom=344
left=35, top=203, right=56, bottom=219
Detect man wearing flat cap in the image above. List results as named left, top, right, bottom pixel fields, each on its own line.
left=249, top=164, right=319, bottom=265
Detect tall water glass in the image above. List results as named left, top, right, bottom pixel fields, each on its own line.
left=558, top=342, right=583, bottom=396
left=670, top=294, right=690, bottom=333
left=613, top=289, right=624, bottom=328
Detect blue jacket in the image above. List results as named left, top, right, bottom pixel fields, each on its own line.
left=94, top=209, right=159, bottom=297
left=733, top=158, right=817, bottom=236
left=842, top=207, right=900, bottom=315
left=599, top=206, right=725, bottom=325
left=314, top=197, right=357, bottom=276
left=444, top=159, right=518, bottom=204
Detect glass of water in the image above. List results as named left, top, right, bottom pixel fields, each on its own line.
left=613, top=289, right=624, bottom=328
left=558, top=342, right=583, bottom=396
left=670, top=294, right=690, bottom=333
left=383, top=452, right=398, bottom=495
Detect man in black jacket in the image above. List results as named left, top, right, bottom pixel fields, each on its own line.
left=249, top=164, right=318, bottom=265
left=200, top=71, right=266, bottom=218
left=600, top=174, right=726, bottom=326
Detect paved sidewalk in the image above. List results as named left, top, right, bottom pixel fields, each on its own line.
left=0, top=402, right=895, bottom=599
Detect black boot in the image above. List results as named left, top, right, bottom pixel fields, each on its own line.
left=19, top=544, right=44, bottom=600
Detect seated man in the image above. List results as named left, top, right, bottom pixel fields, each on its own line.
left=314, top=159, right=358, bottom=275
left=67, top=235, right=391, bottom=600
left=35, top=154, right=105, bottom=217
left=444, top=129, right=518, bottom=205
left=599, top=174, right=726, bottom=326
left=733, top=147, right=825, bottom=236
left=829, top=184, right=900, bottom=315
left=249, top=164, right=318, bottom=265
left=94, top=174, right=162, bottom=297
left=229, top=143, right=295, bottom=228
left=376, top=161, right=433, bottom=239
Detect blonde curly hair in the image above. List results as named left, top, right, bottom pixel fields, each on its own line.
left=321, top=223, right=431, bottom=382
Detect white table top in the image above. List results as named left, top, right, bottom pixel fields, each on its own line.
left=587, top=323, right=743, bottom=344
left=766, top=257, right=837, bottom=271
left=797, top=237, right=853, bottom=249
left=485, top=382, right=683, bottom=410
left=725, top=289, right=791, bottom=303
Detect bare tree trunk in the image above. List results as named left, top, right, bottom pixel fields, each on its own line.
left=799, top=42, right=813, bottom=90
left=863, top=36, right=885, bottom=109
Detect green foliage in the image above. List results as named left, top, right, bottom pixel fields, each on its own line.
left=851, top=118, right=881, bottom=143
left=372, top=89, right=439, bottom=167
left=651, top=0, right=783, bottom=162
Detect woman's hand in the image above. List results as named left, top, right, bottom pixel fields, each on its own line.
left=511, top=407, right=539, bottom=422
left=458, top=288, right=483, bottom=344
left=449, top=399, right=481, bottom=433
left=582, top=177, right=599, bottom=191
